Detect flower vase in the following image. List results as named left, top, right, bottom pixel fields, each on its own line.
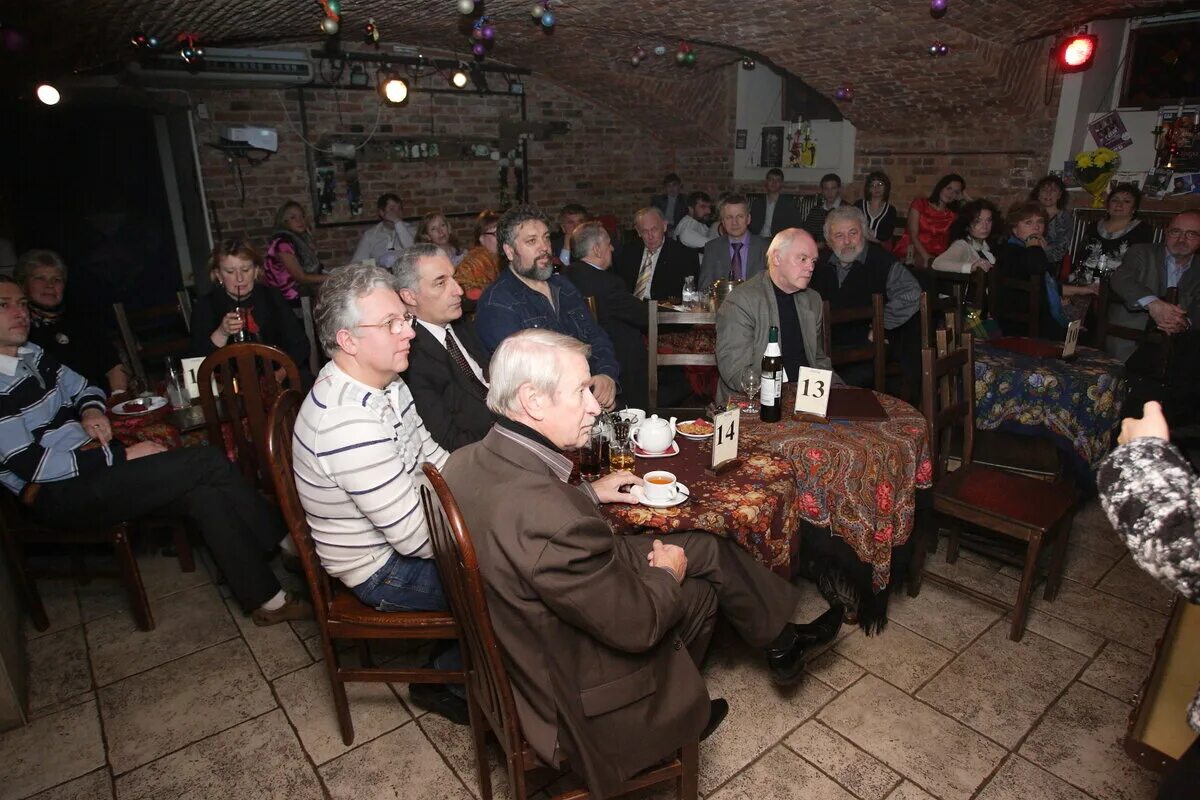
left=1078, top=170, right=1114, bottom=208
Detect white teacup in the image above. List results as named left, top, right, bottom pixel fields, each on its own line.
left=620, top=408, right=646, bottom=425
left=642, top=470, right=678, bottom=503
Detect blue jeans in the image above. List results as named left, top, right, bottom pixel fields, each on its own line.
left=352, top=551, right=461, bottom=684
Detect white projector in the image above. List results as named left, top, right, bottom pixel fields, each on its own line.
left=221, top=126, right=279, bottom=153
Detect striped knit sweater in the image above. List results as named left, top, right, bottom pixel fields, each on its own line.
left=292, top=360, right=447, bottom=588
left=0, top=344, right=114, bottom=496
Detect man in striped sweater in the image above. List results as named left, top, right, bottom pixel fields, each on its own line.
left=0, top=276, right=309, bottom=626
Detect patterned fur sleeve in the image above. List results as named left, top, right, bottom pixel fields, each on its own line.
left=1097, top=437, right=1200, bottom=602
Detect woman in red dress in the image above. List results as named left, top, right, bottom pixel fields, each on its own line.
left=892, top=173, right=965, bottom=268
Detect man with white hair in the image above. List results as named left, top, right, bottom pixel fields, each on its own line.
left=808, top=205, right=920, bottom=391
left=293, top=263, right=466, bottom=723
left=443, top=328, right=835, bottom=798
left=615, top=207, right=698, bottom=301
left=716, top=228, right=835, bottom=404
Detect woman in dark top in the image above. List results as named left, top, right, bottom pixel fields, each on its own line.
left=854, top=171, right=899, bottom=246
left=1030, top=175, right=1074, bottom=269
left=1072, top=183, right=1154, bottom=281
left=16, top=249, right=129, bottom=394
left=190, top=239, right=311, bottom=377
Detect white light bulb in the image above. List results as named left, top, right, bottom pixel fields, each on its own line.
left=36, top=84, right=61, bottom=105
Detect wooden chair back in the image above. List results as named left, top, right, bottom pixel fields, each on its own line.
left=1068, top=209, right=1173, bottom=263
left=920, top=331, right=976, bottom=482
left=987, top=270, right=1041, bottom=338
left=113, top=297, right=193, bottom=383
left=648, top=301, right=716, bottom=414
left=821, top=294, right=886, bottom=391
left=199, top=343, right=300, bottom=493
left=919, top=290, right=962, bottom=349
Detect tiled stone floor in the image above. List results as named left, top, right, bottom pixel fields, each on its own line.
left=1, top=498, right=1173, bottom=799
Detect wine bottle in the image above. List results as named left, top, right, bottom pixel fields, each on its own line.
left=759, top=326, right=783, bottom=422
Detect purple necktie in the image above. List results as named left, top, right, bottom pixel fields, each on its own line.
left=731, top=242, right=744, bottom=280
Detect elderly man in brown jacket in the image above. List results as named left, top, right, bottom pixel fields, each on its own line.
left=442, top=328, right=837, bottom=798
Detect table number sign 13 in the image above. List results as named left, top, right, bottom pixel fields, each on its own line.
left=1062, top=320, right=1081, bottom=359
left=793, top=367, right=834, bottom=417
left=709, top=407, right=740, bottom=474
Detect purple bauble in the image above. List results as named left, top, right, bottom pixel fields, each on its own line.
left=930, top=0, right=948, bottom=12
left=481, top=25, right=495, bottom=40
left=472, top=42, right=486, bottom=57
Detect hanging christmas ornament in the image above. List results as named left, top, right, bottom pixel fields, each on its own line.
left=364, top=18, right=380, bottom=45
left=930, top=0, right=948, bottom=18
left=653, top=45, right=666, bottom=56
left=131, top=32, right=149, bottom=47
left=481, top=24, right=495, bottom=40
left=834, top=86, right=853, bottom=101
left=631, top=55, right=641, bottom=67
left=177, top=33, right=204, bottom=65
left=472, top=41, right=486, bottom=57
left=318, top=0, right=340, bottom=34
left=541, top=11, right=556, bottom=27
left=531, top=4, right=544, bottom=18
left=321, top=17, right=339, bottom=35
left=326, top=0, right=341, bottom=14
left=741, top=56, right=756, bottom=70
left=472, top=27, right=484, bottom=40
left=684, top=51, right=696, bottom=66
left=457, top=0, right=476, bottom=14
left=928, top=41, right=949, bottom=56
left=635, top=46, right=646, bottom=60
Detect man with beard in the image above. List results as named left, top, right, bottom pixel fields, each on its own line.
left=808, top=205, right=920, bottom=392
left=475, top=204, right=620, bottom=410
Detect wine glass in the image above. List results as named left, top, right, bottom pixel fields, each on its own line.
left=738, top=365, right=760, bottom=414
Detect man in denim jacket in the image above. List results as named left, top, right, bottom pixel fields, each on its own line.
left=474, top=204, right=621, bottom=410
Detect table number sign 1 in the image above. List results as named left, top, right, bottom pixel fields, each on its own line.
left=708, top=407, right=741, bottom=475
left=1062, top=320, right=1081, bottom=359
left=793, top=367, right=834, bottom=417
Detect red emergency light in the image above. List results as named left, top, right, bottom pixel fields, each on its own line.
left=1057, top=34, right=1098, bottom=73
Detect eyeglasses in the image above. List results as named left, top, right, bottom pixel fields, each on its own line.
left=1165, top=228, right=1200, bottom=241
left=356, top=312, right=415, bottom=335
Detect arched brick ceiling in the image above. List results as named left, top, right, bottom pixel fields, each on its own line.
left=6, top=0, right=1188, bottom=136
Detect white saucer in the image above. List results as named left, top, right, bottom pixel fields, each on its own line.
left=112, top=395, right=168, bottom=416
left=634, top=440, right=680, bottom=458
left=631, top=482, right=690, bottom=508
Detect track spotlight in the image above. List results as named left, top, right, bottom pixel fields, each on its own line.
left=378, top=70, right=409, bottom=104
left=36, top=83, right=60, bottom=105
left=451, top=69, right=469, bottom=88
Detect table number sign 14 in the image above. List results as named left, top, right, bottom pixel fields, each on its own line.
left=793, top=367, right=834, bottom=417
left=1062, top=320, right=1081, bottom=359
left=709, top=407, right=741, bottom=474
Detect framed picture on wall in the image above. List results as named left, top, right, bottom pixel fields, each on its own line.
left=1120, top=21, right=1200, bottom=108
left=760, top=126, right=784, bottom=168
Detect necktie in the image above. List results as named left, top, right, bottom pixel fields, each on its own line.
left=634, top=249, right=656, bottom=299
left=444, top=327, right=487, bottom=391
left=731, top=242, right=744, bottom=280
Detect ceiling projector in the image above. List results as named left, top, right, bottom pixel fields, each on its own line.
left=220, top=126, right=279, bottom=153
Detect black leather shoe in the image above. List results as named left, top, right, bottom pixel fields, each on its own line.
left=409, top=684, right=470, bottom=725
left=765, top=634, right=809, bottom=686
left=791, top=605, right=844, bottom=648
left=700, top=698, right=729, bottom=741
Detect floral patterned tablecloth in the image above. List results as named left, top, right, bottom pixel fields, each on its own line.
left=739, top=390, right=933, bottom=592
left=601, top=438, right=801, bottom=577
left=973, top=339, right=1125, bottom=476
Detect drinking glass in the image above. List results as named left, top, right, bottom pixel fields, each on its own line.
left=609, top=419, right=635, bottom=471
left=578, top=423, right=607, bottom=480
left=738, top=365, right=760, bottom=414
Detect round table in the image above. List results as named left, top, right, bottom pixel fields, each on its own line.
left=601, top=438, right=801, bottom=577
left=973, top=338, right=1125, bottom=479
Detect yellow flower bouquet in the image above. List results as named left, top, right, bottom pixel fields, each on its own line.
left=1073, top=148, right=1121, bottom=207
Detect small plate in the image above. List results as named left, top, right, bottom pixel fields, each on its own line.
left=112, top=396, right=168, bottom=416
left=634, top=440, right=680, bottom=458
left=676, top=419, right=714, bottom=440
left=631, top=482, right=690, bottom=508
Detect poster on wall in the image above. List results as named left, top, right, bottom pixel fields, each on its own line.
left=760, top=126, right=785, bottom=168
left=1143, top=169, right=1174, bottom=198
left=735, top=129, right=748, bottom=150
left=1110, top=170, right=1146, bottom=189
left=1088, top=111, right=1133, bottom=151
left=1158, top=108, right=1200, bottom=172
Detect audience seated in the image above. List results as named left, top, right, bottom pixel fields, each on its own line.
left=715, top=228, right=836, bottom=404
left=264, top=200, right=327, bottom=305
left=674, top=190, right=717, bottom=256
left=417, top=210, right=464, bottom=267
left=616, top=207, right=698, bottom=301
left=650, top=172, right=688, bottom=234
left=563, top=221, right=649, bottom=408
left=854, top=171, right=900, bottom=246
left=932, top=200, right=999, bottom=275
left=749, top=168, right=806, bottom=240
left=1073, top=183, right=1154, bottom=277
left=1030, top=175, right=1074, bottom=269
left=396, top=244, right=494, bottom=451
left=700, top=193, right=769, bottom=288
left=802, top=173, right=844, bottom=245
left=443, top=328, right=837, bottom=798
left=292, top=264, right=468, bottom=724
left=15, top=249, right=128, bottom=395
left=189, top=239, right=311, bottom=377
left=452, top=209, right=501, bottom=301
left=550, top=203, right=588, bottom=266
left=0, top=275, right=310, bottom=627
left=350, top=193, right=415, bottom=268
left=810, top=207, right=920, bottom=389
left=474, top=204, right=620, bottom=410
left=891, top=173, right=965, bottom=268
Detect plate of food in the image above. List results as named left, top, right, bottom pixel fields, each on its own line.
left=112, top=396, right=168, bottom=416
left=676, top=418, right=714, bottom=440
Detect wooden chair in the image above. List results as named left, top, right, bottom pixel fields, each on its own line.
left=265, top=390, right=464, bottom=746
left=917, top=332, right=1077, bottom=641
left=198, top=343, right=300, bottom=495
left=1067, top=209, right=1174, bottom=264
left=919, top=290, right=961, bottom=349
left=113, top=296, right=193, bottom=383
left=647, top=301, right=716, bottom=416
left=0, top=493, right=193, bottom=632
left=1091, top=274, right=1146, bottom=351
left=821, top=294, right=886, bottom=391
left=418, top=462, right=698, bottom=800
left=987, top=270, right=1041, bottom=338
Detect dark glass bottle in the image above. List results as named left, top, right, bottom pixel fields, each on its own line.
left=759, top=326, right=783, bottom=422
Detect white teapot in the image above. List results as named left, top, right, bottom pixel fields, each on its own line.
left=632, top=414, right=677, bottom=454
